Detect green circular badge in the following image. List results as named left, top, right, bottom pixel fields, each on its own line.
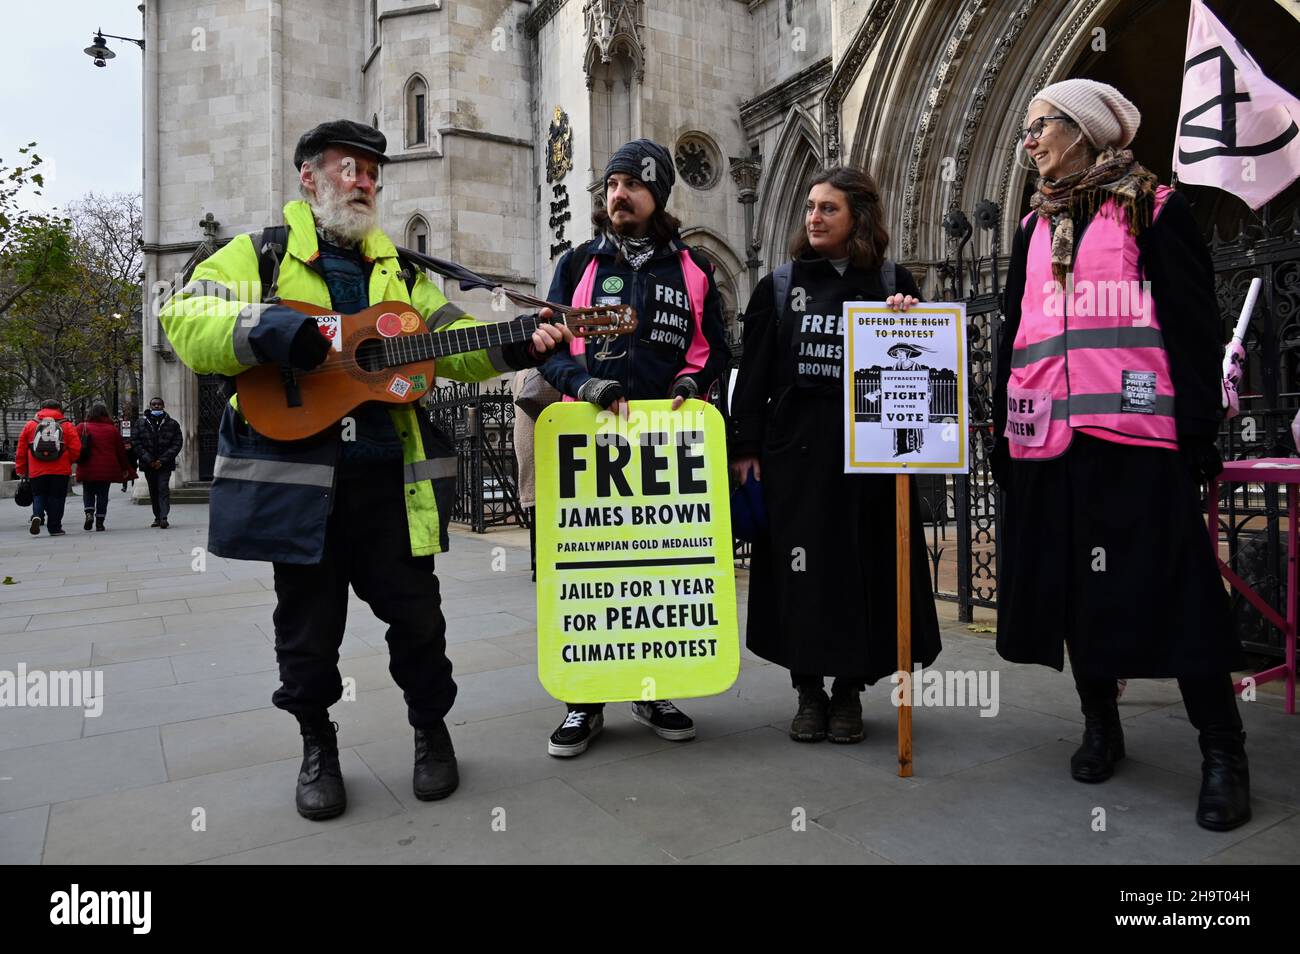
left=601, top=276, right=624, bottom=294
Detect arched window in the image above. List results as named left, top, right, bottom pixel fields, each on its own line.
left=406, top=215, right=430, bottom=257
left=405, top=75, right=428, bottom=148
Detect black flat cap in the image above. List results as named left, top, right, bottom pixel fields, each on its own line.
left=293, top=120, right=389, bottom=169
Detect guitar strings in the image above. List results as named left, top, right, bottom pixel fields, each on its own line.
left=289, top=311, right=630, bottom=377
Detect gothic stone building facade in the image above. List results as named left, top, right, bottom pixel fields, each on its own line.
left=140, top=0, right=1249, bottom=484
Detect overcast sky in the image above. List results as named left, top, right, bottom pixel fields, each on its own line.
left=1, top=0, right=143, bottom=214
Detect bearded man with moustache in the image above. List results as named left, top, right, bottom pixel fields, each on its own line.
left=158, top=120, right=570, bottom=820
left=537, top=138, right=730, bottom=757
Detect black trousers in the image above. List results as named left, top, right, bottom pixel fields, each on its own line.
left=270, top=464, right=455, bottom=728
left=143, top=467, right=171, bottom=519
left=1075, top=672, right=1242, bottom=734
left=791, top=671, right=867, bottom=695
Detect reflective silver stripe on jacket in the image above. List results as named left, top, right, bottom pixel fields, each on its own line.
left=427, top=301, right=466, bottom=331
left=214, top=455, right=334, bottom=487
left=232, top=303, right=275, bottom=366
left=1052, top=393, right=1176, bottom=418
left=1010, top=326, right=1167, bottom=369
left=403, top=457, right=459, bottom=484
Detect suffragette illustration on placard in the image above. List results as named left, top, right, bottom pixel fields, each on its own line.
left=842, top=302, right=969, bottom=475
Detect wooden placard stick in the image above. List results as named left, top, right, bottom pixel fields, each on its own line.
left=896, top=473, right=913, bottom=778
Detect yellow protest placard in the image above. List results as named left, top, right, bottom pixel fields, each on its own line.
left=533, top=400, right=739, bottom=703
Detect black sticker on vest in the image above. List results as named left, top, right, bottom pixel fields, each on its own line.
left=1121, top=370, right=1157, bottom=414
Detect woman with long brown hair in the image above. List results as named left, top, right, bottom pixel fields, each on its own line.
left=728, top=166, right=941, bottom=744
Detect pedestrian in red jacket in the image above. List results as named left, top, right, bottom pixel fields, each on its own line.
left=15, top=400, right=81, bottom=536
left=75, top=402, right=131, bottom=531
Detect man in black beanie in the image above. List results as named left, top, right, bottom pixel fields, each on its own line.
left=539, top=138, right=730, bottom=756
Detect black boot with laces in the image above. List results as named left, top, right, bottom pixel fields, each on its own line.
left=295, top=715, right=346, bottom=820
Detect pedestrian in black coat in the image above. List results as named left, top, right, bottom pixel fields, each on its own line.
left=135, top=396, right=184, bottom=528
left=729, top=166, right=942, bottom=746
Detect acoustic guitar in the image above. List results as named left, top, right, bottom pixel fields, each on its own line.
left=236, top=299, right=636, bottom=441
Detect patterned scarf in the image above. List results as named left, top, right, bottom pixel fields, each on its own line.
left=1029, top=148, right=1158, bottom=283
left=611, top=231, right=657, bottom=270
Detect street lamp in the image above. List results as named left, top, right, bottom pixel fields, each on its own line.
left=83, top=29, right=144, bottom=68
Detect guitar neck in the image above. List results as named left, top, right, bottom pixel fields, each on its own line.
left=380, top=315, right=543, bottom=367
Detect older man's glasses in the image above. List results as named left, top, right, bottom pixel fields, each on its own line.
left=1019, top=115, right=1074, bottom=144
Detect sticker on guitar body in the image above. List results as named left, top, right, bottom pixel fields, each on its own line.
left=314, top=314, right=343, bottom=352
left=388, top=375, right=413, bottom=398
left=376, top=312, right=402, bottom=338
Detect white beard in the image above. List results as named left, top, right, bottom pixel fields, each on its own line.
left=309, top=174, right=378, bottom=245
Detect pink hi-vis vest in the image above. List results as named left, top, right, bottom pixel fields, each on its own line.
left=1005, top=185, right=1178, bottom=459
left=562, top=250, right=710, bottom=401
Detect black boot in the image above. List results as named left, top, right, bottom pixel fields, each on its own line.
left=413, top=720, right=459, bottom=801
left=828, top=685, right=865, bottom=744
left=1196, top=730, right=1252, bottom=831
left=95, top=516, right=105, bottom=531
left=1180, top=673, right=1252, bottom=831
left=789, top=686, right=829, bottom=743
left=1071, top=678, right=1125, bottom=783
left=294, top=715, right=346, bottom=820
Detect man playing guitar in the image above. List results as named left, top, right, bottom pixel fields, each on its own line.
left=158, top=120, right=571, bottom=820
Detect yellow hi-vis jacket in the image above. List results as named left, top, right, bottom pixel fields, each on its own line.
left=159, top=199, right=526, bottom=564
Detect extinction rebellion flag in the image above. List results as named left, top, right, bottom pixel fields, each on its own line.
left=1174, top=0, right=1300, bottom=209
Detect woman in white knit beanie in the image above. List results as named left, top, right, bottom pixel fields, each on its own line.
left=993, top=78, right=1253, bottom=832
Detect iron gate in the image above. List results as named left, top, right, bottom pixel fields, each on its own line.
left=196, top=373, right=225, bottom=481
left=426, top=380, right=527, bottom=533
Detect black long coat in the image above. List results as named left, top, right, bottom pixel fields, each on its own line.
left=729, top=256, right=942, bottom=682
left=992, top=189, right=1244, bottom=679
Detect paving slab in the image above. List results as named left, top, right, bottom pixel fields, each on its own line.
left=201, top=777, right=672, bottom=865
left=3, top=511, right=1296, bottom=865
left=0, top=805, right=49, bottom=864
left=0, top=727, right=167, bottom=813
left=42, top=749, right=402, bottom=864
left=816, top=740, right=1292, bottom=864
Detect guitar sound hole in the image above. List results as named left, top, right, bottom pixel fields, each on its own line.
left=355, top=338, right=387, bottom=373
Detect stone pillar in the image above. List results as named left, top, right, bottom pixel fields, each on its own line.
left=729, top=155, right=763, bottom=291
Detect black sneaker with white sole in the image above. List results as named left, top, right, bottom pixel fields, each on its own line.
left=547, top=708, right=604, bottom=757
left=631, top=700, right=696, bottom=741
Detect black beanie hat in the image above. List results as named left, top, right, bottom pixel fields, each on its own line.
left=603, top=139, right=675, bottom=210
